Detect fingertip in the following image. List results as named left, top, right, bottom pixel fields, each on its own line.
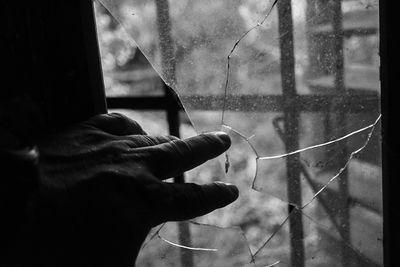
left=213, top=131, right=231, bottom=148
left=152, top=181, right=239, bottom=224
left=213, top=181, right=239, bottom=202
left=199, top=131, right=231, bottom=151
left=148, top=131, right=230, bottom=179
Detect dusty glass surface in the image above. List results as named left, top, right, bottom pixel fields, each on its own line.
left=95, top=0, right=382, bottom=266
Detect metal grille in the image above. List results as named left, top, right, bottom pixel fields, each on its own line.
left=102, top=0, right=381, bottom=266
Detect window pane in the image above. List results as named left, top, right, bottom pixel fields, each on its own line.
left=95, top=0, right=382, bottom=266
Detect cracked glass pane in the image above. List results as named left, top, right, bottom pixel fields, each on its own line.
left=254, top=113, right=381, bottom=206
left=137, top=221, right=255, bottom=267
left=253, top=208, right=381, bottom=266
left=95, top=0, right=381, bottom=266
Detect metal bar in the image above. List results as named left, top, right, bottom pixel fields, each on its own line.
left=155, top=0, right=176, bottom=84
left=311, top=27, right=378, bottom=38
left=155, top=1, right=194, bottom=266
left=310, top=181, right=382, bottom=215
left=107, top=96, right=181, bottom=110
left=164, top=84, right=194, bottom=267
left=272, top=116, right=345, bottom=237
left=107, top=94, right=380, bottom=113
left=273, top=114, right=345, bottom=235
left=331, top=1, right=351, bottom=266
left=277, top=1, right=305, bottom=266
left=319, top=227, right=382, bottom=267
left=379, top=1, right=393, bottom=266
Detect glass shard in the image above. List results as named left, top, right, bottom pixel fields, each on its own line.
left=253, top=208, right=380, bottom=267
left=137, top=221, right=254, bottom=267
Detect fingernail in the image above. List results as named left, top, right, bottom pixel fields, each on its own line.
left=213, top=131, right=231, bottom=145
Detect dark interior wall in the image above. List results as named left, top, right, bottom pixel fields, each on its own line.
left=1, top=0, right=106, bottom=130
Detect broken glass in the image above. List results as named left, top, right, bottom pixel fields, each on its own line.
left=137, top=221, right=255, bottom=266
left=253, top=208, right=381, bottom=266
left=95, top=0, right=381, bottom=266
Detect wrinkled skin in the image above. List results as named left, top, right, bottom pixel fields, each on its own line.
left=26, top=113, right=238, bottom=267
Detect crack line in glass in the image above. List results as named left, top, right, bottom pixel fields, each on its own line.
left=95, top=0, right=381, bottom=265
left=157, top=221, right=253, bottom=253
left=253, top=211, right=292, bottom=259
left=301, top=114, right=381, bottom=209
left=301, top=211, right=380, bottom=266
left=264, top=261, right=282, bottom=267
left=141, top=223, right=166, bottom=249
left=220, top=1, right=333, bottom=98
left=258, top=114, right=381, bottom=160
left=97, top=0, right=174, bottom=95
left=220, top=0, right=279, bottom=125
left=158, top=232, right=219, bottom=252
left=222, top=124, right=259, bottom=157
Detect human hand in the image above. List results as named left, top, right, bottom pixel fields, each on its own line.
left=31, top=113, right=238, bottom=266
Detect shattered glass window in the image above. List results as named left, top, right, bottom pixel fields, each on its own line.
left=94, top=0, right=382, bottom=266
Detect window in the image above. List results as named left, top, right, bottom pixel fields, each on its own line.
left=94, top=0, right=382, bottom=266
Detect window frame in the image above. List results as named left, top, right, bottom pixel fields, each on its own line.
left=84, top=0, right=390, bottom=266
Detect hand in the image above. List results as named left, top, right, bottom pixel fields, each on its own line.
left=30, top=113, right=238, bottom=266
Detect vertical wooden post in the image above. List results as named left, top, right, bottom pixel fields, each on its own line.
left=331, top=1, right=351, bottom=266
left=277, top=1, right=305, bottom=266
left=155, top=1, right=194, bottom=266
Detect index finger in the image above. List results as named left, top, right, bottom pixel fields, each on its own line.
left=137, top=131, right=231, bottom=179
left=84, top=113, right=147, bottom=136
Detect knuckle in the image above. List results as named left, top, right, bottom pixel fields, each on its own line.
left=109, top=113, right=145, bottom=133
left=108, top=112, right=129, bottom=124
left=166, top=135, right=180, bottom=141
